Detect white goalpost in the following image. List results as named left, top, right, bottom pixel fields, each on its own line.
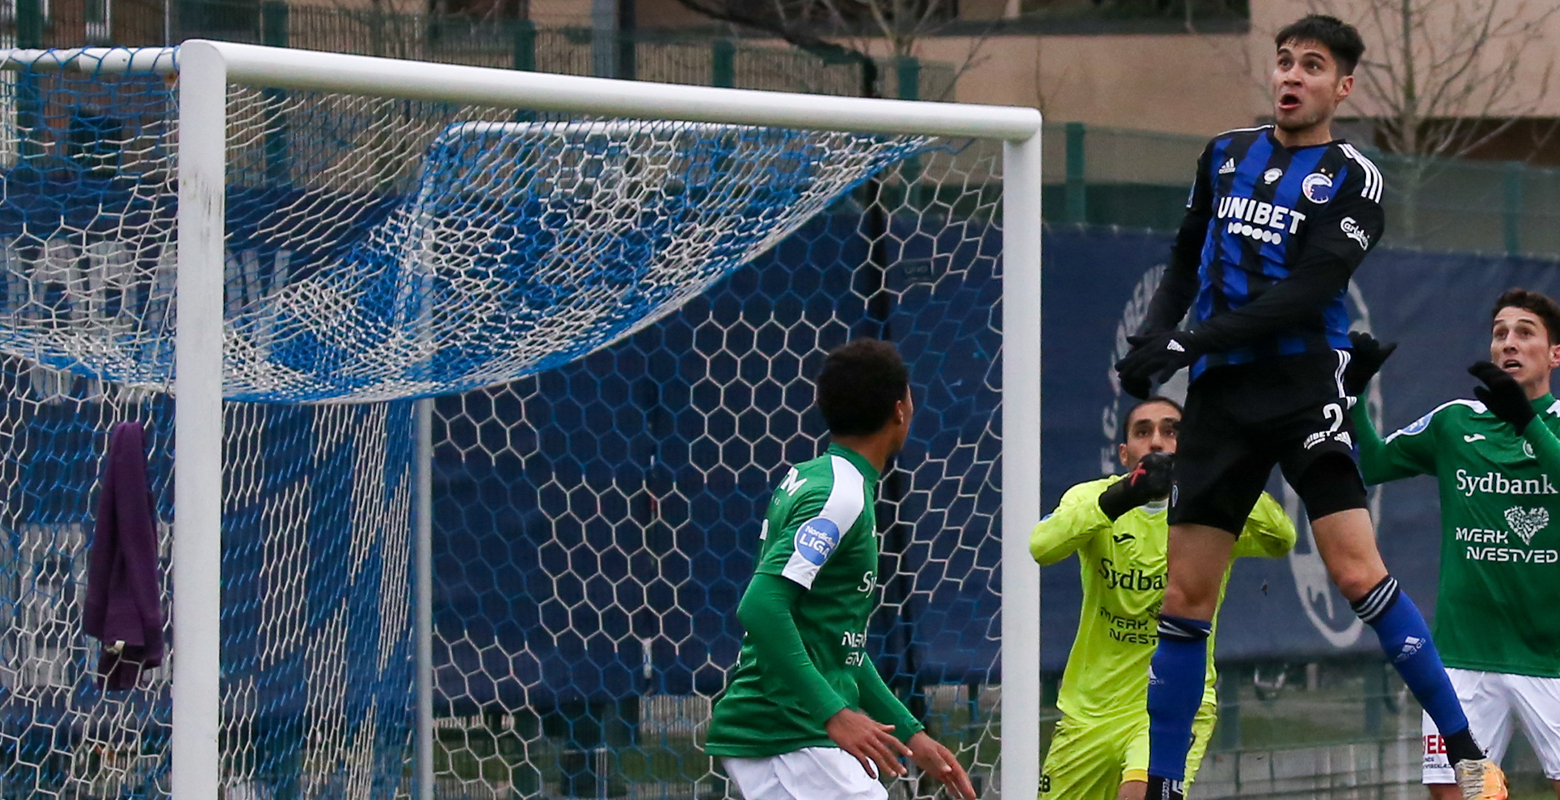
left=0, top=40, right=1039, bottom=800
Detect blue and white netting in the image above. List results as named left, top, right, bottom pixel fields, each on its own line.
left=0, top=49, right=1004, bottom=800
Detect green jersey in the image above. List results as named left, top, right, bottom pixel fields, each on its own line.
left=1357, top=394, right=1560, bottom=677
left=1030, top=478, right=1295, bottom=721
left=706, top=443, right=902, bottom=757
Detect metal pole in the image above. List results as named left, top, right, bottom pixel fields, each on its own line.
left=416, top=397, right=435, bottom=800
left=1000, top=129, right=1042, bottom=800
left=173, top=40, right=227, bottom=800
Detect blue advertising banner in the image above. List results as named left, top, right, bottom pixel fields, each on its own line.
left=1038, top=226, right=1560, bottom=670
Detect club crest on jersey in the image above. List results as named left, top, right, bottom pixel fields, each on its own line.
left=795, top=518, right=841, bottom=565
left=1263, top=168, right=1283, bottom=184
left=1505, top=506, right=1549, bottom=545
left=1302, top=172, right=1335, bottom=203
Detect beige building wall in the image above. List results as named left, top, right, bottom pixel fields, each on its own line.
left=916, top=33, right=1267, bottom=136
left=361, top=0, right=1560, bottom=138
left=1251, top=0, right=1560, bottom=119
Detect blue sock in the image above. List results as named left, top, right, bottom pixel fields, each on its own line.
left=1147, top=614, right=1212, bottom=783
left=1353, top=576, right=1474, bottom=753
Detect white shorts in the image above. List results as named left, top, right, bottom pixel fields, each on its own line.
left=724, top=747, right=889, bottom=800
left=1423, top=667, right=1560, bottom=783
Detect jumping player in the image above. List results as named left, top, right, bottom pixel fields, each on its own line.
left=1113, top=14, right=1505, bottom=800
left=704, top=339, right=976, bottom=800
left=1032, top=397, right=1294, bottom=800
left=1349, top=291, right=1560, bottom=799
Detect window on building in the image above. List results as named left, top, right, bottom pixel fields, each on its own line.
left=85, top=0, right=110, bottom=43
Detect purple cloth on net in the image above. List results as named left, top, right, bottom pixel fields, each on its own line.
left=82, top=420, right=165, bottom=691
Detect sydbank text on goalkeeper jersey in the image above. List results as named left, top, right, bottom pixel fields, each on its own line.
left=1184, top=126, right=1384, bottom=373
left=1366, top=396, right=1560, bottom=677
left=1030, top=477, right=1296, bottom=721
left=705, top=444, right=882, bottom=757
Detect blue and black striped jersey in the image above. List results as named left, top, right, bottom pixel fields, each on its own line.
left=1142, top=125, right=1385, bottom=377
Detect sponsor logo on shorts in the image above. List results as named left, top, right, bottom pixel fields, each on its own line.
left=1303, top=429, right=1353, bottom=450
left=794, top=518, right=841, bottom=565
left=1455, top=469, right=1558, bottom=498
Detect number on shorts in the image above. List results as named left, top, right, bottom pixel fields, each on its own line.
left=1323, top=402, right=1344, bottom=434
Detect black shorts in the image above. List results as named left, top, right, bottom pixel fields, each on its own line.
left=1168, top=351, right=1365, bottom=534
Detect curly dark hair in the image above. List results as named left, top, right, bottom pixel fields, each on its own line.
left=816, top=339, right=909, bottom=436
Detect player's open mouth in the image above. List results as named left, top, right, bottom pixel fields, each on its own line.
left=1278, top=92, right=1301, bottom=111
left=1503, top=359, right=1523, bottom=371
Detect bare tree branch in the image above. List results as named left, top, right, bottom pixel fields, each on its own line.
left=668, top=0, right=983, bottom=96
left=1318, top=0, right=1557, bottom=161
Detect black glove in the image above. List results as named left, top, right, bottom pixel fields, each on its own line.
left=1098, top=452, right=1174, bottom=521
left=1115, top=332, right=1199, bottom=399
left=1119, top=372, right=1152, bottom=402
left=1469, top=361, right=1535, bottom=434
left=1343, top=330, right=1397, bottom=396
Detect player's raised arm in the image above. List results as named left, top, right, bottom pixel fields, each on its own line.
left=1028, top=482, right=1110, bottom=565
left=1140, top=141, right=1217, bottom=338
left=1126, top=16, right=1507, bottom=799
left=1339, top=329, right=1445, bottom=485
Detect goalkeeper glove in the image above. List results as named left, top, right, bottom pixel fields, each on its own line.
left=1469, top=361, right=1536, bottom=435
left=1115, top=332, right=1199, bottom=400
left=1098, top=452, right=1174, bottom=521
left=1343, top=331, right=1397, bottom=396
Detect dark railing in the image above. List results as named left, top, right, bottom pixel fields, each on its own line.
left=0, top=0, right=955, bottom=99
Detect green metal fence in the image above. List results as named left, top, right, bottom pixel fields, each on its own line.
left=1046, top=122, right=1560, bottom=259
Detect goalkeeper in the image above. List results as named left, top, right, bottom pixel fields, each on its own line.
left=1348, top=290, right=1560, bottom=800
left=1032, top=397, right=1295, bottom=800
left=704, top=339, right=976, bottom=800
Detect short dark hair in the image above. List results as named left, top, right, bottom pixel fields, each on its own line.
left=816, top=339, right=909, bottom=436
left=1120, top=396, right=1183, bottom=445
left=1493, top=288, right=1560, bottom=344
left=1275, top=14, right=1366, bottom=76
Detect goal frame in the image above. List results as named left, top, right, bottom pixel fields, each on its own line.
left=6, top=40, right=1042, bottom=800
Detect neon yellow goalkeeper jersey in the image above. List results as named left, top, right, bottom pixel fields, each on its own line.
left=1030, top=477, right=1295, bottom=721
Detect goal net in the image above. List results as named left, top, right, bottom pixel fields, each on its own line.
left=0, top=42, right=1038, bottom=799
